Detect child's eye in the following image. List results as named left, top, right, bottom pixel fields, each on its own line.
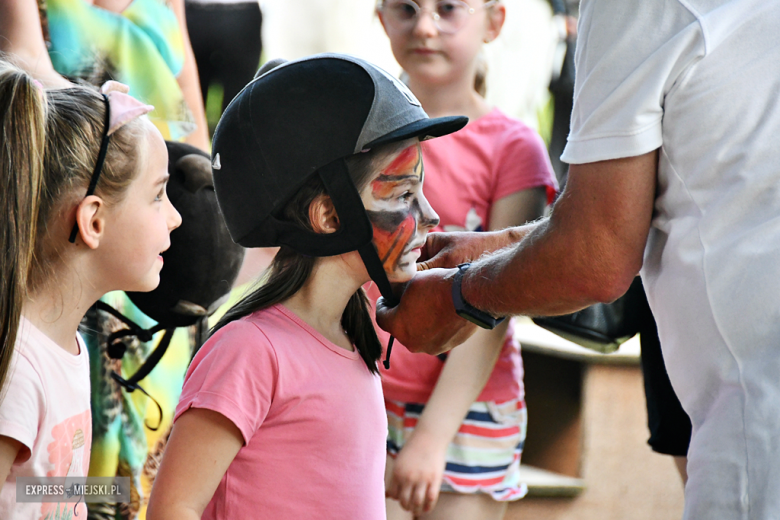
left=436, top=0, right=463, bottom=19
left=155, top=188, right=165, bottom=202
left=399, top=191, right=413, bottom=202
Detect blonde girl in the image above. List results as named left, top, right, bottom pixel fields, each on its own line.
left=375, top=1, right=558, bottom=518
left=0, top=62, right=180, bottom=519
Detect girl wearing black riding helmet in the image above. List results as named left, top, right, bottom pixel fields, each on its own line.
left=147, top=54, right=467, bottom=519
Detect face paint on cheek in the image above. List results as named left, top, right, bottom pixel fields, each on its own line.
left=367, top=209, right=418, bottom=272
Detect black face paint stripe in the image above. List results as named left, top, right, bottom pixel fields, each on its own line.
left=412, top=198, right=439, bottom=228
left=366, top=209, right=410, bottom=230
left=367, top=208, right=418, bottom=267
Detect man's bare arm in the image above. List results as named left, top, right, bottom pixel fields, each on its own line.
left=376, top=150, right=658, bottom=354
left=462, top=151, right=658, bottom=316
left=0, top=0, right=70, bottom=88
left=168, top=0, right=210, bottom=151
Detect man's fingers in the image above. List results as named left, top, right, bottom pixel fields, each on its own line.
left=417, top=259, right=436, bottom=272
left=417, top=232, right=442, bottom=263
left=416, top=248, right=449, bottom=271
left=416, top=248, right=447, bottom=271
left=375, top=297, right=397, bottom=330
left=376, top=268, right=477, bottom=354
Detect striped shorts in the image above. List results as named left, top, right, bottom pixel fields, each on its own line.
left=386, top=398, right=528, bottom=501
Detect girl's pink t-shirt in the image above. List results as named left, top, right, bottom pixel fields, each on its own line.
left=376, top=108, right=558, bottom=404
left=175, top=304, right=387, bottom=520
left=0, top=317, right=92, bottom=520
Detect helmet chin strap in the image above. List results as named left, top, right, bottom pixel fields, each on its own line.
left=358, top=244, right=398, bottom=308
left=314, top=157, right=402, bottom=369
left=358, top=243, right=399, bottom=369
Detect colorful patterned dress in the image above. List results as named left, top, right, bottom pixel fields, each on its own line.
left=37, top=1, right=199, bottom=518
left=80, top=293, right=199, bottom=520
left=40, top=0, right=196, bottom=140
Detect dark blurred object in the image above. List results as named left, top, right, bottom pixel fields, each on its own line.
left=533, top=277, right=644, bottom=354
left=636, top=283, right=692, bottom=456
left=186, top=0, right=262, bottom=118
left=533, top=275, right=693, bottom=455
left=104, top=141, right=244, bottom=430
left=547, top=0, right=577, bottom=189
left=126, top=141, right=244, bottom=327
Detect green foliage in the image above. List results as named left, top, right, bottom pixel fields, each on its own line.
left=536, top=92, right=554, bottom=148
left=205, top=83, right=224, bottom=138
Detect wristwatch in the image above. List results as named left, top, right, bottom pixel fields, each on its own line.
left=451, top=263, right=505, bottom=329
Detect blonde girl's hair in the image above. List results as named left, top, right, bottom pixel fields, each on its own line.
left=474, top=51, right=488, bottom=97
left=0, top=61, right=144, bottom=397
left=0, top=64, right=44, bottom=401
left=474, top=0, right=498, bottom=97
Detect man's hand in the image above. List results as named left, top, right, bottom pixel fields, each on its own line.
left=379, top=226, right=530, bottom=353
left=376, top=268, right=478, bottom=355
left=417, top=227, right=529, bottom=271
left=385, top=431, right=448, bottom=515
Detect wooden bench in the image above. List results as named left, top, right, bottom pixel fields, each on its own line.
left=504, top=318, right=684, bottom=520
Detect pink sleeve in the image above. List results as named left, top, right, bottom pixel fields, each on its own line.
left=174, top=320, right=278, bottom=445
left=0, top=355, right=43, bottom=461
left=493, top=125, right=559, bottom=204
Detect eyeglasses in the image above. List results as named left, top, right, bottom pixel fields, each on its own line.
left=379, top=0, right=497, bottom=35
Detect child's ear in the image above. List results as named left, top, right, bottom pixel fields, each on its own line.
left=376, top=7, right=389, bottom=34
left=74, top=195, right=105, bottom=249
left=485, top=3, right=506, bottom=43
left=309, top=194, right=341, bottom=234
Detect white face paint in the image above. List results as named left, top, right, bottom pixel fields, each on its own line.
left=360, top=141, right=439, bottom=282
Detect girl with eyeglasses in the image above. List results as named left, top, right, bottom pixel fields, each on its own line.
left=374, top=1, right=558, bottom=518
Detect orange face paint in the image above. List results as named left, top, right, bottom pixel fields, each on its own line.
left=368, top=210, right=417, bottom=272
left=365, top=143, right=436, bottom=276
left=371, top=145, right=423, bottom=200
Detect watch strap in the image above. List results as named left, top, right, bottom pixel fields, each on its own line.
left=451, top=263, right=505, bottom=330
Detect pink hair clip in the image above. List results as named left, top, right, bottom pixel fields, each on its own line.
left=99, top=81, right=154, bottom=135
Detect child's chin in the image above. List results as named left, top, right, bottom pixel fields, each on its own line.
left=385, top=266, right=416, bottom=284
left=132, top=276, right=161, bottom=293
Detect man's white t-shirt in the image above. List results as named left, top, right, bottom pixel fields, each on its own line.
left=561, top=0, right=780, bottom=518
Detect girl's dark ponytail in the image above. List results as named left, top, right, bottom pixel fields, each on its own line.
left=0, top=65, right=47, bottom=397
left=211, top=248, right=316, bottom=339
left=341, top=289, right=382, bottom=374
left=212, top=248, right=383, bottom=376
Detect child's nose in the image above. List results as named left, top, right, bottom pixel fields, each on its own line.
left=417, top=194, right=440, bottom=229
left=167, top=201, right=182, bottom=232
left=412, top=8, right=440, bottom=38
